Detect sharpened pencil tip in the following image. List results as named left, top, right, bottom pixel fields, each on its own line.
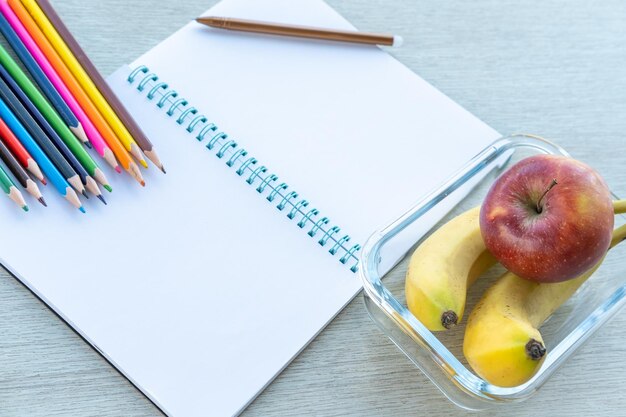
left=38, top=197, right=47, bottom=207
left=85, top=141, right=93, bottom=149
left=103, top=184, right=113, bottom=192
left=140, top=160, right=149, bottom=169
left=97, top=194, right=107, bottom=205
left=115, top=166, right=122, bottom=174
left=79, top=206, right=86, bottom=213
left=42, top=178, right=47, bottom=185
left=22, top=205, right=29, bottom=212
left=160, top=165, right=166, bottom=174
left=81, top=190, right=89, bottom=199
left=141, top=181, right=146, bottom=187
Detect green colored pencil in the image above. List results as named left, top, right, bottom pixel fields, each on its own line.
left=0, top=162, right=27, bottom=211
left=0, top=43, right=110, bottom=190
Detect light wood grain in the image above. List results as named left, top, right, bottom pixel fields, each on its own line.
left=1, top=0, right=625, bottom=416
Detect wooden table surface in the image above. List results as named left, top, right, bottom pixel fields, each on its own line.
left=1, top=0, right=625, bottom=415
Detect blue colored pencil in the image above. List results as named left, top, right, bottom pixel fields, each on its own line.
left=0, top=62, right=105, bottom=204
left=0, top=95, right=83, bottom=211
left=0, top=11, right=89, bottom=147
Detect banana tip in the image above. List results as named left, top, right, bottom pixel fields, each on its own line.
left=441, top=310, right=458, bottom=329
left=525, top=338, right=546, bottom=360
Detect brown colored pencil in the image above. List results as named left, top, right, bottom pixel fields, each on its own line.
left=196, top=16, right=403, bottom=47
left=34, top=0, right=165, bottom=173
left=0, top=135, right=45, bottom=205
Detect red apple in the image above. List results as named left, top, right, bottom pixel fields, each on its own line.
left=480, top=155, right=614, bottom=283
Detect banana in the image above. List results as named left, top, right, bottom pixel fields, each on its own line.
left=405, top=206, right=497, bottom=331
left=463, top=223, right=626, bottom=387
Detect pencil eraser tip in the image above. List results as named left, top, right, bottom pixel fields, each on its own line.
left=392, top=35, right=403, bottom=48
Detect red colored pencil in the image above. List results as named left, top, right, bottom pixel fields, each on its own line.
left=0, top=115, right=45, bottom=183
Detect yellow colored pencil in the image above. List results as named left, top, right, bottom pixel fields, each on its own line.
left=19, top=0, right=149, bottom=169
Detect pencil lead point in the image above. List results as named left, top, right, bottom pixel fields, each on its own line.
left=79, top=206, right=86, bottom=213
left=140, top=160, right=149, bottom=169
left=81, top=190, right=89, bottom=199
left=97, top=194, right=107, bottom=205
left=22, top=205, right=29, bottom=212
left=103, top=184, right=113, bottom=192
left=141, top=181, right=146, bottom=187
left=85, top=141, right=93, bottom=149
left=38, top=197, right=47, bottom=207
left=160, top=165, right=166, bottom=174
left=115, top=166, right=122, bottom=174
left=41, top=178, right=47, bottom=185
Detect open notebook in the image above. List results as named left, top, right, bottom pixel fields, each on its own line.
left=0, top=0, right=499, bottom=415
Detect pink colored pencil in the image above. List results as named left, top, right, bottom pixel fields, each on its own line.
left=0, top=0, right=120, bottom=173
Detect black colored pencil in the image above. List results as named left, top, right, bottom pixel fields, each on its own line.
left=0, top=137, right=44, bottom=204
left=0, top=66, right=87, bottom=197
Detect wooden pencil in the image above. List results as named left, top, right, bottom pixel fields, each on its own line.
left=0, top=66, right=87, bottom=197
left=0, top=0, right=119, bottom=172
left=196, top=16, right=402, bottom=47
left=0, top=63, right=106, bottom=203
left=0, top=136, right=44, bottom=204
left=9, top=0, right=144, bottom=186
left=34, top=0, right=164, bottom=173
left=17, top=0, right=149, bottom=169
left=0, top=39, right=110, bottom=191
left=0, top=95, right=83, bottom=210
left=0, top=8, right=86, bottom=146
left=0, top=116, right=44, bottom=183
left=0, top=160, right=27, bottom=210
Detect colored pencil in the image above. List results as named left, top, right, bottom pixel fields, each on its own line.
left=0, top=67, right=87, bottom=197
left=0, top=39, right=110, bottom=191
left=0, top=161, right=27, bottom=210
left=18, top=0, right=149, bottom=169
left=0, top=7, right=86, bottom=147
left=9, top=0, right=144, bottom=185
left=0, top=0, right=119, bottom=172
left=0, top=64, right=107, bottom=203
left=0, top=135, right=44, bottom=204
left=0, top=116, right=44, bottom=183
left=0, top=95, right=83, bottom=210
left=34, top=0, right=164, bottom=173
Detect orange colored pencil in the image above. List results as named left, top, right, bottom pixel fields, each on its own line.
left=7, top=0, right=144, bottom=186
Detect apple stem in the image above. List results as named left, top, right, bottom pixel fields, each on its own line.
left=536, top=179, right=558, bottom=214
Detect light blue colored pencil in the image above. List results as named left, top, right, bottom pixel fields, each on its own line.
left=0, top=95, right=83, bottom=211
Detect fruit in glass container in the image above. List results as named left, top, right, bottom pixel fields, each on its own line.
left=405, top=207, right=496, bottom=330
left=480, top=155, right=614, bottom=283
left=463, top=223, right=626, bottom=387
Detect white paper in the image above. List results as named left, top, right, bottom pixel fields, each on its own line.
left=0, top=0, right=499, bottom=416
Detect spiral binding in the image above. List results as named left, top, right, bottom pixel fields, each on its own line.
left=127, top=65, right=361, bottom=272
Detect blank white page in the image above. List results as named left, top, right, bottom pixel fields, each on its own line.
left=0, top=0, right=499, bottom=416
